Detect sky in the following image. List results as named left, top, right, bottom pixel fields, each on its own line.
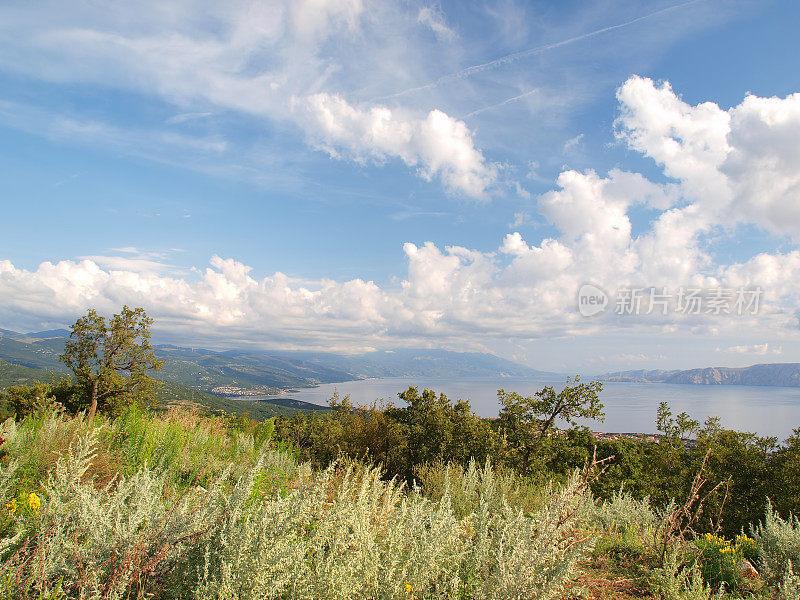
left=1, top=0, right=800, bottom=373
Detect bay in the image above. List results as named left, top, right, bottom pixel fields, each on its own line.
left=252, top=377, right=800, bottom=440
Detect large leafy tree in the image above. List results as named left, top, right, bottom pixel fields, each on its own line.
left=60, top=306, right=164, bottom=420
left=497, top=378, right=604, bottom=475
left=387, top=386, right=496, bottom=481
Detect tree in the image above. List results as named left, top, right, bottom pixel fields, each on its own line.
left=382, top=387, right=496, bottom=481
left=497, top=377, right=604, bottom=475
left=60, top=306, right=164, bottom=420
left=656, top=401, right=700, bottom=440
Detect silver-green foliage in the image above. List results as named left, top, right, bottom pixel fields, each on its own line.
left=5, top=430, right=206, bottom=599
left=591, top=489, right=659, bottom=537
left=751, top=501, right=800, bottom=587
left=415, top=458, right=544, bottom=518
left=0, top=425, right=593, bottom=600
left=781, top=562, right=800, bottom=600
left=195, top=458, right=594, bottom=600
left=651, top=549, right=724, bottom=600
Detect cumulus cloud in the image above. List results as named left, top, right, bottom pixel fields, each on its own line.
left=3, top=76, right=800, bottom=354
left=297, top=93, right=497, bottom=198
left=723, top=93, right=800, bottom=235
left=1, top=231, right=795, bottom=353
left=616, top=76, right=800, bottom=237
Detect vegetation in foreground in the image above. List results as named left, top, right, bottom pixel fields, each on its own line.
left=1, top=306, right=799, bottom=599
left=1, top=406, right=799, bottom=600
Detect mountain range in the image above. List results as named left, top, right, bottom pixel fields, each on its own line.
left=0, top=328, right=550, bottom=395
left=601, top=364, right=800, bottom=387
left=5, top=325, right=799, bottom=409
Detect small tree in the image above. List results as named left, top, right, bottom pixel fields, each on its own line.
left=60, top=306, right=164, bottom=420
left=0, top=375, right=81, bottom=420
left=498, top=377, right=604, bottom=475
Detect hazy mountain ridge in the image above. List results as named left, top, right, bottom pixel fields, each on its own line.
left=0, top=329, right=546, bottom=393
left=602, top=363, right=800, bottom=387
left=261, top=348, right=555, bottom=379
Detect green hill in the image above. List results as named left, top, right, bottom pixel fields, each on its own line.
left=0, top=331, right=354, bottom=394
left=0, top=330, right=552, bottom=398
left=0, top=358, right=327, bottom=420
left=0, top=358, right=52, bottom=388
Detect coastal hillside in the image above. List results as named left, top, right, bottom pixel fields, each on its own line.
left=0, top=329, right=546, bottom=394
left=603, top=363, right=800, bottom=387
left=0, top=357, right=327, bottom=420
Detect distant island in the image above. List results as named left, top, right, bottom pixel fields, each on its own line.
left=601, top=363, right=800, bottom=387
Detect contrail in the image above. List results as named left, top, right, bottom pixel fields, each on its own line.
left=463, top=88, right=539, bottom=118
left=378, top=0, right=704, bottom=101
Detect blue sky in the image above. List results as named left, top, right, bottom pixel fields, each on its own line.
left=2, top=0, right=800, bottom=372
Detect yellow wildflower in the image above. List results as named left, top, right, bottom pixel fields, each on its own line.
left=27, top=492, right=40, bottom=513
left=4, top=499, right=15, bottom=514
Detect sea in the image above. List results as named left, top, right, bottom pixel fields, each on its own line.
left=251, top=377, right=800, bottom=440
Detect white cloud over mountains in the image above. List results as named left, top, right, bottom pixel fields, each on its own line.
left=2, top=65, right=800, bottom=353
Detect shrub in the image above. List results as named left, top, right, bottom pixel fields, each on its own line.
left=4, top=382, right=55, bottom=419
left=591, top=489, right=659, bottom=537
left=751, top=501, right=800, bottom=587
left=594, top=531, right=645, bottom=566
left=0, top=410, right=598, bottom=600
left=413, top=458, right=544, bottom=517
left=0, top=431, right=208, bottom=599
left=781, top=562, right=800, bottom=600
left=194, top=460, right=595, bottom=600
left=651, top=548, right=724, bottom=600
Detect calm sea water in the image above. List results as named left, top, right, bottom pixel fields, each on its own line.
left=254, top=377, right=800, bottom=439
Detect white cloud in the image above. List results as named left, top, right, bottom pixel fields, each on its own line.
left=297, top=93, right=497, bottom=198
left=289, top=0, right=364, bottom=40
left=417, top=6, right=456, bottom=42
left=562, top=133, right=584, bottom=152
left=509, top=211, right=531, bottom=228
left=166, top=112, right=213, bottom=125
left=3, top=75, right=800, bottom=357
left=721, top=343, right=782, bottom=356
left=0, top=226, right=796, bottom=353
left=616, top=76, right=800, bottom=238
left=0, top=0, right=493, bottom=199
left=723, top=93, right=800, bottom=235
